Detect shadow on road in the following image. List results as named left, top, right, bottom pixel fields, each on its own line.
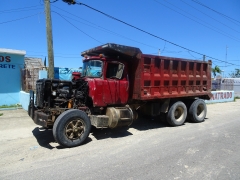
left=91, top=114, right=169, bottom=140
left=32, top=114, right=171, bottom=148
left=32, top=127, right=93, bottom=149
left=32, top=127, right=55, bottom=149
left=54, top=137, right=92, bottom=149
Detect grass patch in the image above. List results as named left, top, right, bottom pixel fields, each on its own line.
left=234, top=96, right=240, bottom=101
left=0, top=104, right=22, bottom=108
left=0, top=113, right=3, bottom=116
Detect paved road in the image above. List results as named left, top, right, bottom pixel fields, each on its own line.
left=0, top=100, right=240, bottom=180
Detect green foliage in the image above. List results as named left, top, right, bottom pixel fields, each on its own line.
left=0, top=113, right=3, bottom=116
left=228, top=69, right=240, bottom=78
left=234, top=96, right=240, bottom=101
left=212, top=66, right=222, bottom=78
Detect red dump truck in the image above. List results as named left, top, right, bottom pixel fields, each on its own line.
left=28, top=43, right=212, bottom=147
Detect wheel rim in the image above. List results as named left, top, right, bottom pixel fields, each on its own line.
left=174, top=106, right=184, bottom=122
left=197, top=104, right=205, bottom=119
left=65, top=119, right=85, bottom=140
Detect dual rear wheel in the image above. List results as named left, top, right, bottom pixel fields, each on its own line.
left=167, top=99, right=207, bottom=126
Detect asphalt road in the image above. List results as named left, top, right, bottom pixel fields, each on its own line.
left=0, top=100, right=240, bottom=180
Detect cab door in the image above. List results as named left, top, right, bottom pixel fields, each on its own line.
left=103, top=62, right=129, bottom=105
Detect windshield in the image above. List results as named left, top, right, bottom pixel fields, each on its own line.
left=82, top=60, right=103, bottom=77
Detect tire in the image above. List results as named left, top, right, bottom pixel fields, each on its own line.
left=28, top=104, right=31, bottom=116
left=188, top=99, right=207, bottom=123
left=28, top=100, right=34, bottom=118
left=167, top=101, right=187, bottom=126
left=53, top=109, right=91, bottom=148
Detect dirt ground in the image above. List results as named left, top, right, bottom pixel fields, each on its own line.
left=0, top=100, right=240, bottom=179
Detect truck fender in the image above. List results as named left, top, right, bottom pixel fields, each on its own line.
left=160, top=99, right=170, bottom=113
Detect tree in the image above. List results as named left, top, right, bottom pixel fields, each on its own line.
left=228, top=69, right=240, bottom=78
left=212, top=66, right=222, bottom=78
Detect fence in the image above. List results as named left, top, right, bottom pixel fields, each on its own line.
left=212, top=78, right=240, bottom=97
left=21, top=68, right=43, bottom=92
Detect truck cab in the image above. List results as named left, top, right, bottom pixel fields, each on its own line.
left=81, top=55, right=129, bottom=106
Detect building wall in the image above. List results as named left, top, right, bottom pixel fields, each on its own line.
left=0, top=49, right=26, bottom=106
left=205, top=90, right=234, bottom=104
left=54, top=67, right=82, bottom=80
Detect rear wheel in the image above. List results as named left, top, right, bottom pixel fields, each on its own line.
left=188, top=99, right=207, bottom=123
left=53, top=109, right=91, bottom=148
left=167, top=101, right=187, bottom=126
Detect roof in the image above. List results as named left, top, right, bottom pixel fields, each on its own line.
left=24, top=57, right=44, bottom=69
left=0, top=48, right=26, bottom=55
left=81, top=43, right=142, bottom=59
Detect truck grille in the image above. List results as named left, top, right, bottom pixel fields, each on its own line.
left=35, top=80, right=45, bottom=108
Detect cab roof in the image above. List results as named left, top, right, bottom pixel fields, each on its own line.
left=81, top=43, right=142, bottom=59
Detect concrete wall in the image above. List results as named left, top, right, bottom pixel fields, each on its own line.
left=19, top=91, right=34, bottom=111
left=0, top=49, right=26, bottom=106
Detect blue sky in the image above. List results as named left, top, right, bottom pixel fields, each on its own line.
left=1, top=0, right=240, bottom=77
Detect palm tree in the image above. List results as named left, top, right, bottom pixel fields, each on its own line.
left=212, top=66, right=221, bottom=78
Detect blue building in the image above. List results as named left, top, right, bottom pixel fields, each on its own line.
left=0, top=48, right=26, bottom=106
left=0, top=48, right=82, bottom=108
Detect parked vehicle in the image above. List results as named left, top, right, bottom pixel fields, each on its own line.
left=28, top=43, right=212, bottom=147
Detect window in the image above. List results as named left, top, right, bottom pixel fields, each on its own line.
left=106, top=62, right=124, bottom=79
left=82, top=60, right=103, bottom=77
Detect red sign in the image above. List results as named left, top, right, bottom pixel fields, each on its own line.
left=210, top=91, right=232, bottom=100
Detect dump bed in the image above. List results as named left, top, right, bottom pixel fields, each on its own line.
left=81, top=43, right=212, bottom=100
left=132, top=54, right=212, bottom=100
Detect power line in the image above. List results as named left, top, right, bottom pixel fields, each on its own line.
left=50, top=0, right=59, bottom=3
left=52, top=5, right=160, bottom=50
left=52, top=11, right=103, bottom=44
left=27, top=54, right=81, bottom=58
left=0, top=8, right=43, bottom=14
left=27, top=50, right=80, bottom=56
left=187, top=51, right=200, bottom=60
left=180, top=0, right=240, bottom=33
left=154, top=0, right=240, bottom=42
left=192, top=0, right=240, bottom=25
left=52, top=5, right=159, bottom=49
left=0, top=12, right=43, bottom=25
left=0, top=5, right=41, bottom=13
left=71, top=1, right=240, bottom=66
left=161, top=41, right=166, bottom=54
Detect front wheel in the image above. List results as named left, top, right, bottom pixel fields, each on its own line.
left=53, top=109, right=91, bottom=148
left=167, top=101, right=187, bottom=126
left=188, top=99, right=207, bottom=123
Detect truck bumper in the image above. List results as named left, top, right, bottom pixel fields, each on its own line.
left=33, top=111, right=50, bottom=128
left=28, top=90, right=49, bottom=128
left=29, top=108, right=49, bottom=128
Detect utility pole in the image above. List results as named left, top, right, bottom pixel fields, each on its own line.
left=44, top=0, right=54, bottom=78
